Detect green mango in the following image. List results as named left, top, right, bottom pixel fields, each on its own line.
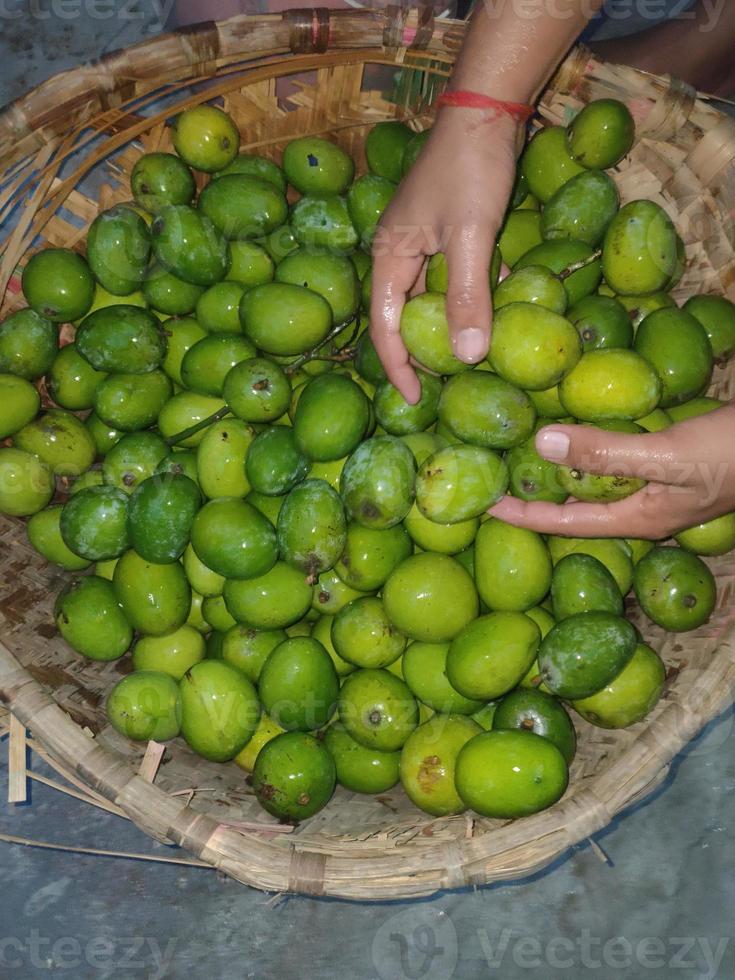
left=85, top=412, right=123, bottom=456
left=171, top=105, right=239, bottom=173
left=27, top=505, right=91, bottom=571
left=142, top=262, right=205, bottom=315
left=240, top=282, right=332, bottom=356
left=498, top=210, right=543, bottom=268
left=566, top=99, right=635, bottom=169
left=151, top=205, right=230, bottom=286
left=14, top=409, right=95, bottom=477
left=226, top=241, right=274, bottom=289
left=338, top=668, right=418, bottom=752
left=401, top=641, right=483, bottom=714
left=107, top=671, right=182, bottom=742
left=372, top=371, right=440, bottom=436
left=180, top=660, right=260, bottom=763
left=275, top=248, right=359, bottom=324
left=403, top=503, right=478, bottom=555
left=675, top=512, right=735, bottom=557
left=252, top=731, right=336, bottom=820
left=47, top=344, right=106, bottom=411
left=293, top=374, right=369, bottom=461
left=245, top=426, right=309, bottom=496
left=334, top=520, right=411, bottom=592
left=324, top=722, right=400, bottom=794
left=290, top=194, right=359, bottom=253
left=259, top=222, right=299, bottom=264
left=447, top=611, right=540, bottom=701
left=180, top=332, right=256, bottom=396
left=489, top=303, right=582, bottom=391
left=548, top=536, right=634, bottom=595
left=493, top=265, right=567, bottom=314
left=55, top=575, right=132, bottom=660
left=60, top=485, right=130, bottom=560
left=22, top=248, right=95, bottom=322
left=475, top=519, right=552, bottom=611
left=0, top=374, right=40, bottom=438
left=93, top=370, right=172, bottom=432
left=400, top=292, right=468, bottom=376
left=438, top=371, right=536, bottom=449
left=196, top=418, right=256, bottom=499
left=521, top=126, right=586, bottom=203
left=198, top=174, right=287, bottom=241
left=683, top=294, right=735, bottom=361
left=102, top=431, right=168, bottom=493
left=602, top=201, right=678, bottom=296
left=223, top=357, right=291, bottom=423
left=538, top=611, right=637, bottom=699
left=0, top=309, right=58, bottom=380
left=340, top=436, right=417, bottom=529
left=383, top=553, right=479, bottom=643
left=311, top=568, right=368, bottom=617
left=616, top=290, right=675, bottom=329
left=132, top=624, right=205, bottom=679
left=634, top=308, right=713, bottom=408
left=567, top=294, right=633, bottom=351
left=113, top=548, right=191, bottom=636
left=223, top=561, right=312, bottom=630
left=220, top=624, right=287, bottom=683
left=276, top=479, right=346, bottom=578
left=493, top=688, right=576, bottom=763
left=551, top=553, right=623, bottom=620
left=158, top=391, right=226, bottom=448
left=190, top=497, right=277, bottom=579
left=214, top=152, right=286, bottom=192
left=416, top=444, right=508, bottom=523
left=541, top=169, right=619, bottom=246
left=86, top=205, right=151, bottom=295
left=161, top=315, right=208, bottom=386
left=572, top=642, right=666, bottom=728
left=667, top=396, right=724, bottom=422
left=202, top=594, right=237, bottom=632
left=634, top=546, right=716, bottom=632
left=505, top=426, right=568, bottom=504
left=346, top=174, right=396, bottom=245
left=195, top=281, right=245, bottom=334
left=515, top=240, right=602, bottom=305
left=354, top=332, right=387, bottom=386
left=400, top=715, right=481, bottom=817
left=76, top=305, right=165, bottom=374
left=183, top=542, right=225, bottom=597
left=258, top=636, right=339, bottom=731
left=283, top=136, right=354, bottom=195
left=559, top=349, right=661, bottom=421
left=131, top=152, right=195, bottom=214
left=127, top=473, right=200, bottom=563
left=366, top=120, right=413, bottom=183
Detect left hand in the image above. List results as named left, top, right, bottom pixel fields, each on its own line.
left=489, top=405, right=735, bottom=539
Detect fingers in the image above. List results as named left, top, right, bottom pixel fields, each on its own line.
left=370, top=248, right=424, bottom=405
left=444, top=225, right=494, bottom=364
left=534, top=424, right=678, bottom=484
left=488, top=483, right=702, bottom=540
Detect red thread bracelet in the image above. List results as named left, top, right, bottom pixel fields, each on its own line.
left=436, top=90, right=534, bottom=123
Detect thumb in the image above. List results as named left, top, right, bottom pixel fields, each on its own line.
left=535, top=424, right=676, bottom=484
left=444, top=226, right=494, bottom=364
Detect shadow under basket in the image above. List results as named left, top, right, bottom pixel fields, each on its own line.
left=1, top=8, right=735, bottom=900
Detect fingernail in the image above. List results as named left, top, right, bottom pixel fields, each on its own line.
left=453, top=327, right=486, bottom=363
left=536, top=429, right=570, bottom=461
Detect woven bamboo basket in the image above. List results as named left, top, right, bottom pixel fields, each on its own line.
left=1, top=7, right=735, bottom=901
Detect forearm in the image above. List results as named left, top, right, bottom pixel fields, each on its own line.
left=449, top=0, right=606, bottom=103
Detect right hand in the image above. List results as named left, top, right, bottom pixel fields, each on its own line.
left=370, top=108, right=521, bottom=403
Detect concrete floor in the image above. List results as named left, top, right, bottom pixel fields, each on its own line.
left=1, top=7, right=735, bottom=980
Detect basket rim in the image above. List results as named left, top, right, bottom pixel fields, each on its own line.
left=2, top=627, right=734, bottom=899
left=2, top=10, right=735, bottom=900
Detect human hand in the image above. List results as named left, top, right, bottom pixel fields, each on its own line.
left=489, top=406, right=735, bottom=539
left=370, top=110, right=520, bottom=404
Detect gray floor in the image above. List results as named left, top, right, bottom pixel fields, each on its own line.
left=2, top=7, right=735, bottom=980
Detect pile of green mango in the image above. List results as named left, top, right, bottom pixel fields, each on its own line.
left=1, top=98, right=734, bottom=824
